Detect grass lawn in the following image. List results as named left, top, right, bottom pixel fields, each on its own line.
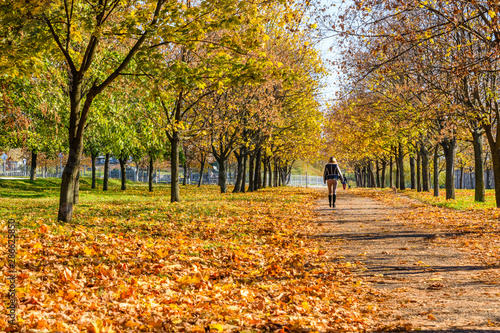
left=349, top=186, right=499, bottom=211
left=407, top=188, right=498, bottom=210
left=0, top=178, right=378, bottom=332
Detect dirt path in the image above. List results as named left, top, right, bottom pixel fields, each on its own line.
left=313, top=190, right=500, bottom=332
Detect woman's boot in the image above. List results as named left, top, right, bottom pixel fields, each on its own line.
left=328, top=195, right=332, bottom=207
left=332, top=194, right=336, bottom=208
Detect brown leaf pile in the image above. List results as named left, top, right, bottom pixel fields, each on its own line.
left=0, top=186, right=381, bottom=332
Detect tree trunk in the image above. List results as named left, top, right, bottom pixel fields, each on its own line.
left=242, top=150, right=248, bottom=192
left=366, top=163, right=371, bottom=187
left=119, top=158, right=127, bottom=191
left=381, top=159, right=387, bottom=188
left=368, top=161, right=376, bottom=187
left=354, top=167, right=359, bottom=187
left=362, top=166, right=367, bottom=187
left=217, top=156, right=228, bottom=193
left=472, top=128, right=485, bottom=202
left=398, top=143, right=405, bottom=190
left=375, top=159, right=380, bottom=187
left=440, top=137, right=456, bottom=200
left=254, top=148, right=262, bottom=191
left=486, top=167, right=491, bottom=190
left=359, top=166, right=363, bottom=187
left=58, top=141, right=84, bottom=222
left=354, top=167, right=358, bottom=187
left=248, top=152, right=255, bottom=192
left=361, top=167, right=364, bottom=187
left=198, top=157, right=205, bottom=188
left=273, top=158, right=278, bottom=187
left=73, top=170, right=80, bottom=205
left=416, top=151, right=422, bottom=192
left=149, top=156, right=154, bottom=192
left=459, top=166, right=464, bottom=189
left=91, top=152, right=96, bottom=189
left=58, top=79, right=97, bottom=222
left=278, top=161, right=282, bottom=186
left=389, top=156, right=393, bottom=188
left=262, top=157, right=267, bottom=189
left=103, top=153, right=110, bottom=191
left=433, top=144, right=439, bottom=197
left=233, top=150, right=243, bottom=192
left=410, top=155, right=416, bottom=190
left=488, top=144, right=500, bottom=207
left=469, top=167, right=474, bottom=189
left=421, top=144, right=430, bottom=192
left=286, top=162, right=293, bottom=184
left=280, top=166, right=285, bottom=186
left=30, top=151, right=37, bottom=181
left=395, top=150, right=400, bottom=189
left=183, top=162, right=187, bottom=186
left=268, top=159, right=272, bottom=187
left=170, top=133, right=180, bottom=202
left=134, top=162, right=139, bottom=182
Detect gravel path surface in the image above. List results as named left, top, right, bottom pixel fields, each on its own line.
left=313, top=191, right=500, bottom=332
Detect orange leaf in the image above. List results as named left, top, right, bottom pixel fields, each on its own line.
left=124, top=320, right=140, bottom=328
left=38, top=224, right=49, bottom=233
left=64, top=290, right=77, bottom=301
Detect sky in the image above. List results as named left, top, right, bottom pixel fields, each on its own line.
left=309, top=0, right=352, bottom=108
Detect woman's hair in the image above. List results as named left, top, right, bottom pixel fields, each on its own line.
left=328, top=157, right=337, bottom=164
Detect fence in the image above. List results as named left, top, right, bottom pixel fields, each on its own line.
left=454, top=169, right=495, bottom=189
left=0, top=165, right=328, bottom=187
left=4, top=166, right=498, bottom=190
left=0, top=166, right=237, bottom=185
left=287, top=174, right=326, bottom=187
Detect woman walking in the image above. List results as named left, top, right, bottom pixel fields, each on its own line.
left=323, top=157, right=345, bottom=208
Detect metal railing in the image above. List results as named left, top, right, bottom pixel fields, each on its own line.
left=0, top=166, right=328, bottom=188
left=287, top=174, right=326, bottom=187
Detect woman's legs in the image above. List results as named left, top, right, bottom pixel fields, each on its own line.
left=327, top=179, right=338, bottom=194
left=327, top=179, right=338, bottom=207
left=327, top=179, right=334, bottom=195
left=327, top=179, right=333, bottom=207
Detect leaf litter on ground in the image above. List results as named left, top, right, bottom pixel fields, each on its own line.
left=0, top=181, right=382, bottom=332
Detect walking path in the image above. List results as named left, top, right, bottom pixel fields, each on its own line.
left=313, top=191, right=500, bottom=332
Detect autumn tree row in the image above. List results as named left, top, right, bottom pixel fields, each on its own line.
left=320, top=0, right=500, bottom=206
left=0, top=0, right=325, bottom=222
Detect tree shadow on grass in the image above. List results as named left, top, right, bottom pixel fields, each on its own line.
left=0, top=178, right=61, bottom=198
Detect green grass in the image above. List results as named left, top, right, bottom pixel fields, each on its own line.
left=406, top=188, right=498, bottom=210
left=0, top=177, right=310, bottom=228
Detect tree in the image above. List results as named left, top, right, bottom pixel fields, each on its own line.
left=1, top=73, right=66, bottom=181
left=326, top=0, right=500, bottom=203
left=1, top=0, right=280, bottom=222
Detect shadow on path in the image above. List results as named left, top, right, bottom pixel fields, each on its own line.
left=314, top=190, right=500, bottom=332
